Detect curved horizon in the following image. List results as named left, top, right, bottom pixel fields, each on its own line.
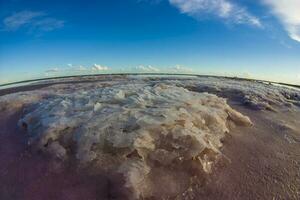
left=1, top=73, right=299, bottom=91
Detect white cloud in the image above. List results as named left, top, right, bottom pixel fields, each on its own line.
left=3, top=11, right=44, bottom=30
left=92, top=64, right=109, bottom=71
left=263, top=0, right=300, bottom=42
left=2, top=10, right=64, bottom=32
left=169, top=0, right=262, bottom=27
left=46, top=64, right=110, bottom=74
left=67, top=65, right=88, bottom=71
left=135, top=65, right=160, bottom=72
left=66, top=65, right=87, bottom=71
left=168, top=65, right=194, bottom=73
left=31, top=18, right=64, bottom=32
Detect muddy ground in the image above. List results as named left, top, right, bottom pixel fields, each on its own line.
left=0, top=83, right=299, bottom=200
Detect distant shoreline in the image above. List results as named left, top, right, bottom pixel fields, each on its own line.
left=0, top=73, right=299, bottom=95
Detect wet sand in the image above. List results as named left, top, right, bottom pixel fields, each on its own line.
left=0, top=81, right=300, bottom=200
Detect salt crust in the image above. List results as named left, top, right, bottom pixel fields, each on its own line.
left=13, top=82, right=251, bottom=198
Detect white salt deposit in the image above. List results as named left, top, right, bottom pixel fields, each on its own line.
left=13, top=82, right=251, bottom=198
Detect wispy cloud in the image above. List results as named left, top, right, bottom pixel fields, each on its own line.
left=68, top=65, right=88, bottom=71
left=168, top=65, right=194, bottom=73
left=133, top=64, right=193, bottom=73
left=169, top=0, right=262, bottom=27
left=2, top=10, right=64, bottom=33
left=135, top=65, right=160, bottom=72
left=3, top=11, right=44, bottom=31
left=45, top=64, right=110, bottom=75
left=92, top=64, right=110, bottom=71
left=31, top=18, right=64, bottom=32
left=262, top=0, right=300, bottom=43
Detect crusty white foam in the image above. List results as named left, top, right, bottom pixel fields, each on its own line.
left=14, top=82, right=252, bottom=198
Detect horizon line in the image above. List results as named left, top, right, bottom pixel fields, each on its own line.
left=0, top=73, right=299, bottom=90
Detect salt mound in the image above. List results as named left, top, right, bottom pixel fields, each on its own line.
left=18, top=83, right=252, bottom=198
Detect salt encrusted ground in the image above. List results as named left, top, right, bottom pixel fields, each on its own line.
left=0, top=75, right=299, bottom=200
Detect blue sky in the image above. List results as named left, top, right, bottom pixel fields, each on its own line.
left=0, top=0, right=300, bottom=84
